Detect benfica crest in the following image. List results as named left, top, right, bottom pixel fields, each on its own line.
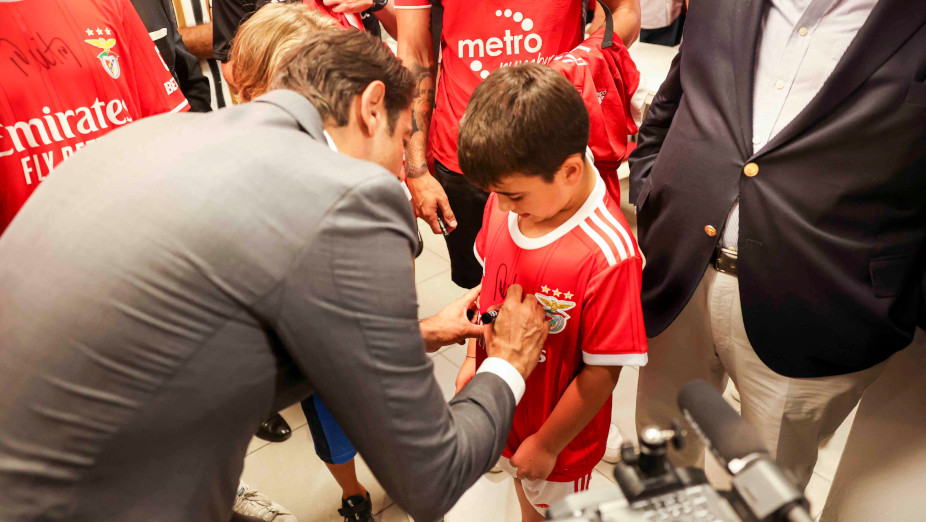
left=84, top=37, right=121, bottom=79
left=536, top=292, right=576, bottom=334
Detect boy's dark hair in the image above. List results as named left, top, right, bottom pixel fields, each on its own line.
left=457, top=63, right=590, bottom=188
left=270, top=30, right=415, bottom=132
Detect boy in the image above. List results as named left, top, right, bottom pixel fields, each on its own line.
left=455, top=63, right=648, bottom=521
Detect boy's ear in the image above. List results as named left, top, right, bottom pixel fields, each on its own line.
left=559, top=153, right=586, bottom=186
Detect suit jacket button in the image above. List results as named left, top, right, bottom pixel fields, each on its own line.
left=744, top=162, right=759, bottom=177
left=704, top=225, right=717, bottom=237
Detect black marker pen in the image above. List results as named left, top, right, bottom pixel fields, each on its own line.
left=480, top=310, right=499, bottom=324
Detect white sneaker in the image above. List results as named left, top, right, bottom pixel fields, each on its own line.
left=234, top=482, right=299, bottom=521
left=488, top=461, right=504, bottom=474
left=602, top=424, right=623, bottom=464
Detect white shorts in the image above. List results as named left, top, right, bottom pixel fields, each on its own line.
left=498, top=457, right=592, bottom=513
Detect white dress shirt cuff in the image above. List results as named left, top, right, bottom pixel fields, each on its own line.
left=476, top=357, right=526, bottom=404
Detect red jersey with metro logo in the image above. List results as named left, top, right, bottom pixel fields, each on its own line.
left=474, top=166, right=648, bottom=482
left=0, top=0, right=189, bottom=233
left=394, top=0, right=584, bottom=173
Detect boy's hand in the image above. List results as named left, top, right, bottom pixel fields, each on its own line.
left=510, top=434, right=557, bottom=481
left=454, top=356, right=476, bottom=394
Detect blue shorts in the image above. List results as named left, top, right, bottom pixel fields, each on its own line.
left=301, top=395, right=357, bottom=465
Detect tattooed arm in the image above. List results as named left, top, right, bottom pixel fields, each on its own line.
left=397, top=5, right=457, bottom=234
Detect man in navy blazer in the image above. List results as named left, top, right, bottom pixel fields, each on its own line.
left=630, top=0, right=924, bottom=490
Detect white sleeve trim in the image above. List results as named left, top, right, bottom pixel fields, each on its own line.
left=169, top=99, right=190, bottom=113
left=476, top=357, right=525, bottom=404
left=582, top=352, right=648, bottom=367
left=148, top=28, right=168, bottom=41
left=394, top=4, right=432, bottom=8
left=473, top=243, right=484, bottom=268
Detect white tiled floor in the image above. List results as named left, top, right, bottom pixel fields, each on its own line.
left=240, top=218, right=853, bottom=521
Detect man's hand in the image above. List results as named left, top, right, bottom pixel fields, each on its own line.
left=407, top=174, right=457, bottom=235
left=322, top=0, right=374, bottom=13
left=510, top=434, right=558, bottom=481
left=454, top=355, right=476, bottom=394
left=483, top=284, right=549, bottom=380
left=420, top=285, right=482, bottom=352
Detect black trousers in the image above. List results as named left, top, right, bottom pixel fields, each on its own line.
left=433, top=160, right=489, bottom=289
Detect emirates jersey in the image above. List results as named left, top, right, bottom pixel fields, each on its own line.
left=474, top=161, right=648, bottom=482
left=394, top=0, right=584, bottom=173
left=0, top=0, right=190, bottom=233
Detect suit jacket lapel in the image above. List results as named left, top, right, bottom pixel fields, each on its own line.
left=757, top=0, right=926, bottom=157
left=253, top=89, right=327, bottom=143
left=731, top=0, right=767, bottom=156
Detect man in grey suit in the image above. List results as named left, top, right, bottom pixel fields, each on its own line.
left=0, top=30, right=549, bottom=521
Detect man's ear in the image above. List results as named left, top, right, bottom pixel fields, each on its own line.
left=358, top=80, right=387, bottom=137
left=559, top=153, right=586, bottom=186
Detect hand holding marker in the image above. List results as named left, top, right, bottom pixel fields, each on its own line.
left=474, top=308, right=553, bottom=325
left=465, top=309, right=500, bottom=324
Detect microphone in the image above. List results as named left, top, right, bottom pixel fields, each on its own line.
left=677, top=380, right=812, bottom=522
left=677, top=379, right=767, bottom=472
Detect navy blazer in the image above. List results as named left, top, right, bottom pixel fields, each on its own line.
left=629, top=0, right=926, bottom=378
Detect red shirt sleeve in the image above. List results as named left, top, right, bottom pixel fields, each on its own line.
left=473, top=193, right=495, bottom=267
left=116, top=0, right=189, bottom=116
left=578, top=256, right=648, bottom=366
left=394, top=0, right=432, bottom=8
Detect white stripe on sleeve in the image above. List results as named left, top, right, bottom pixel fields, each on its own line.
left=582, top=352, right=648, bottom=366
left=169, top=99, right=190, bottom=113
left=598, top=203, right=636, bottom=259
left=579, top=222, right=616, bottom=266
left=589, top=212, right=628, bottom=261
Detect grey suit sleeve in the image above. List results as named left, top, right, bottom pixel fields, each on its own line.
left=628, top=42, right=685, bottom=208
left=272, top=174, right=514, bottom=522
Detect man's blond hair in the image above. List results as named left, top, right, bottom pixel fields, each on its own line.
left=229, top=3, right=338, bottom=102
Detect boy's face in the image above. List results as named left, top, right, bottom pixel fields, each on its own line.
left=487, top=171, right=573, bottom=224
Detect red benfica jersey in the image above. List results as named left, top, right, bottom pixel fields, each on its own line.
left=394, top=0, right=584, bottom=173
left=0, top=0, right=189, bottom=233
left=474, top=164, right=648, bottom=482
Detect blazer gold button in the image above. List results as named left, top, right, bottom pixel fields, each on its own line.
left=744, top=162, right=759, bottom=177
left=704, top=225, right=717, bottom=237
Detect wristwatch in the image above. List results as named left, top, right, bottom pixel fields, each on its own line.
left=366, top=0, right=388, bottom=13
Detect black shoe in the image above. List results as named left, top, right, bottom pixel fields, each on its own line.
left=338, top=493, right=373, bottom=522
left=255, top=413, right=291, bottom=442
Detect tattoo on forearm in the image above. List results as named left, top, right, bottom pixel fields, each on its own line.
left=406, top=63, right=435, bottom=179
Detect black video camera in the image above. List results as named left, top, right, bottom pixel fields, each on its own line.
left=546, top=380, right=814, bottom=522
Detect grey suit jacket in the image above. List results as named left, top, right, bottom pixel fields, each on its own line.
left=0, top=90, right=514, bottom=521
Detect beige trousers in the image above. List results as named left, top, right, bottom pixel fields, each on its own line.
left=636, top=268, right=887, bottom=490
left=820, top=328, right=926, bottom=522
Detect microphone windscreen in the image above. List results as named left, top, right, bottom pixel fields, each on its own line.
left=677, top=379, right=768, bottom=468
